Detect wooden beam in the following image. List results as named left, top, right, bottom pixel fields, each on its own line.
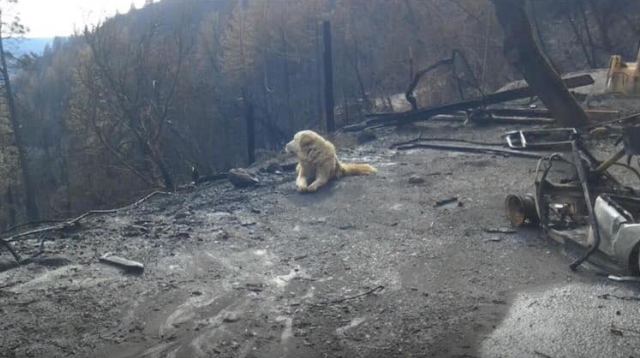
left=343, top=74, right=594, bottom=131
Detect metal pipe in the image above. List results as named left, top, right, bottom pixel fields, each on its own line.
left=569, top=139, right=602, bottom=270
left=595, top=148, right=626, bottom=174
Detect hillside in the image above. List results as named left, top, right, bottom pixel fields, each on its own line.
left=5, top=37, right=53, bottom=57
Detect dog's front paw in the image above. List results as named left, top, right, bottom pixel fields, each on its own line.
left=305, top=184, right=318, bottom=192
left=296, top=184, right=308, bottom=193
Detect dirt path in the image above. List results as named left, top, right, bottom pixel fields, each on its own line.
left=2, top=124, right=640, bottom=358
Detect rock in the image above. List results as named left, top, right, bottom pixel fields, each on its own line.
left=36, top=254, right=73, bottom=268
left=408, top=175, right=425, bottom=184
left=0, top=257, right=18, bottom=272
left=281, top=162, right=298, bottom=172
left=356, top=130, right=377, bottom=144
left=173, top=232, right=190, bottom=239
left=222, top=311, right=241, bottom=323
left=228, top=168, right=259, bottom=188
left=123, top=225, right=149, bottom=237
left=264, top=162, right=283, bottom=174
left=174, top=211, right=189, bottom=220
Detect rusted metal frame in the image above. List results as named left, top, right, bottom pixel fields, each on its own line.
left=569, top=139, right=602, bottom=270
left=394, top=142, right=544, bottom=159
left=504, top=128, right=577, bottom=151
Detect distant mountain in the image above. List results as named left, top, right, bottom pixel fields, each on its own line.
left=5, top=37, right=55, bottom=57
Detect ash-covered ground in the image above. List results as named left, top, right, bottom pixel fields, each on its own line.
left=2, top=122, right=640, bottom=358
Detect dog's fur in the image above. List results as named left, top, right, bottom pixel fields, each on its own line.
left=285, top=130, right=376, bottom=192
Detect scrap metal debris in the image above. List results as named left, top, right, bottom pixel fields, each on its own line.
left=313, top=285, right=386, bottom=306
left=507, top=127, right=640, bottom=274
left=394, top=141, right=544, bottom=159
left=503, top=128, right=576, bottom=150
left=607, top=275, right=640, bottom=282
left=505, top=194, right=539, bottom=227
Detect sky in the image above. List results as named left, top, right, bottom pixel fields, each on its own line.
left=13, top=0, right=149, bottom=38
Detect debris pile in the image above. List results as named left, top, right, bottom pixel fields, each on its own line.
left=507, top=128, right=640, bottom=274
left=344, top=46, right=640, bottom=278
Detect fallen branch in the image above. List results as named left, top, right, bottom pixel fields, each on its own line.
left=0, top=238, right=21, bottom=263
left=6, top=191, right=170, bottom=243
left=328, top=285, right=385, bottom=304
left=344, top=74, right=594, bottom=132
left=406, top=56, right=454, bottom=111
left=291, top=250, right=329, bottom=262
left=610, top=324, right=640, bottom=336
left=394, top=143, right=544, bottom=159
left=598, top=293, right=640, bottom=302
left=1, top=219, right=67, bottom=237
left=195, top=173, right=228, bottom=184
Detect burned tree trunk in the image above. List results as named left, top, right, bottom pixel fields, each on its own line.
left=323, top=21, right=335, bottom=132
left=0, top=16, right=39, bottom=221
left=280, top=27, right=294, bottom=134
left=245, top=93, right=256, bottom=165
left=315, top=21, right=324, bottom=125
left=492, top=1, right=588, bottom=128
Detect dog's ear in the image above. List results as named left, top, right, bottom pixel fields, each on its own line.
left=298, top=132, right=314, bottom=148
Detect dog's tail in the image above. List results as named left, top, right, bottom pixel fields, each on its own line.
left=339, top=162, right=377, bottom=176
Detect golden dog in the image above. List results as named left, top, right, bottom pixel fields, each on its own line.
left=285, top=130, right=376, bottom=193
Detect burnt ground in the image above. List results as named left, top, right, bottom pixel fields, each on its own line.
left=2, top=122, right=640, bottom=358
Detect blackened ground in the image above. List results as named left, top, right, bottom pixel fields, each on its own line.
left=1, top=122, right=640, bottom=358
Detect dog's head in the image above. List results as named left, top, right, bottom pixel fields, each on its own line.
left=285, top=130, right=317, bottom=155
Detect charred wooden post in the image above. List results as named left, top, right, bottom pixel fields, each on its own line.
left=323, top=20, right=335, bottom=132
left=244, top=92, right=256, bottom=165
left=492, top=1, right=589, bottom=128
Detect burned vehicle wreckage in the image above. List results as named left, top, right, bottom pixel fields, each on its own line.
left=506, top=124, right=640, bottom=276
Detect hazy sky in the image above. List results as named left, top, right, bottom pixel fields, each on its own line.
left=14, top=0, right=148, bottom=38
